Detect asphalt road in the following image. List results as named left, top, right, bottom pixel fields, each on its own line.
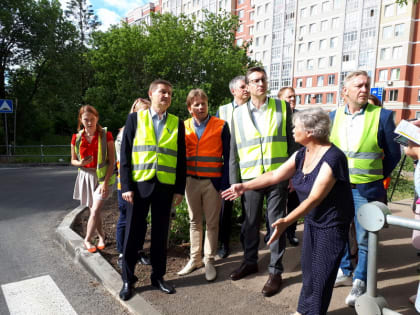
left=0, top=166, right=128, bottom=315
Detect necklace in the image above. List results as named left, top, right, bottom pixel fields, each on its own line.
left=303, top=146, right=323, bottom=176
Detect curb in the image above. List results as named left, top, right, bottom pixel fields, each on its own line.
left=55, top=205, right=161, bottom=315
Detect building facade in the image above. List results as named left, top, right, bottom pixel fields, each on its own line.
left=125, top=0, right=420, bottom=120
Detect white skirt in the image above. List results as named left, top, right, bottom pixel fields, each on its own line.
left=73, top=168, right=98, bottom=208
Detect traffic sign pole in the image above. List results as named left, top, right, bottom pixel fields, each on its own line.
left=4, top=113, right=8, bottom=156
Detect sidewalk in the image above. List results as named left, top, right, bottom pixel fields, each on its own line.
left=56, top=199, right=420, bottom=315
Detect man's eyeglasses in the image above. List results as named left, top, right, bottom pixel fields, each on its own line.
left=249, top=78, right=267, bottom=85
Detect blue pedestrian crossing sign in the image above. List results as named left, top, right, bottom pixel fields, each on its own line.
left=0, top=99, right=13, bottom=113
left=370, top=88, right=384, bottom=103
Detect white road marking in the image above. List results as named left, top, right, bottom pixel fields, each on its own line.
left=1, top=275, right=77, bottom=315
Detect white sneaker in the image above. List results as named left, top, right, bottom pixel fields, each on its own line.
left=334, top=268, right=353, bottom=287
left=177, top=260, right=204, bottom=276
left=205, top=262, right=217, bottom=281
left=345, top=279, right=366, bottom=307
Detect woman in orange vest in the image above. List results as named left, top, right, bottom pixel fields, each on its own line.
left=177, top=89, right=230, bottom=282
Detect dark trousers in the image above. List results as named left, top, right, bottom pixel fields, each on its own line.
left=241, top=181, right=287, bottom=275
left=116, top=190, right=147, bottom=254
left=122, top=184, right=172, bottom=283
left=218, top=199, right=233, bottom=247
left=298, top=223, right=348, bottom=315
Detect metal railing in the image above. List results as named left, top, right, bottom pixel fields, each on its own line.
left=355, top=201, right=420, bottom=315
left=0, top=144, right=70, bottom=162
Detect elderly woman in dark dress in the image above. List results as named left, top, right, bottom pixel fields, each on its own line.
left=222, top=108, right=354, bottom=315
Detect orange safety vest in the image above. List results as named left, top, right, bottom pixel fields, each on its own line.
left=184, top=116, right=225, bottom=178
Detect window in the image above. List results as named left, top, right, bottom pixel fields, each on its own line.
left=283, top=44, right=292, bottom=57
left=297, top=61, right=304, bottom=72
left=238, top=0, right=244, bottom=4
left=272, top=47, right=281, bottom=58
left=310, top=4, right=318, bottom=16
left=309, top=23, right=317, bottom=33
left=315, top=94, right=323, bottom=104
left=416, top=111, right=420, bottom=118
left=236, top=38, right=243, bottom=46
left=344, top=31, right=357, bottom=42
left=307, top=59, right=314, bottom=70
left=397, top=3, right=407, bottom=15
left=265, top=3, right=269, bottom=13
left=328, top=74, right=335, bottom=85
left=249, top=11, right=254, bottom=20
left=379, top=69, right=388, bottom=81
left=321, top=20, right=328, bottom=32
left=319, top=39, right=327, bottom=50
left=300, top=25, right=306, bottom=36
left=329, top=55, right=336, bottom=67
left=393, top=46, right=402, bottom=59
left=384, top=4, right=394, bottom=17
left=249, top=25, right=254, bottom=35
left=256, top=21, right=261, bottom=31
left=257, top=5, right=261, bottom=15
left=383, top=26, right=393, bottom=40
left=318, top=57, right=327, bottom=69
left=395, top=23, right=404, bottom=37
left=308, top=41, right=315, bottom=51
left=317, top=76, right=324, bottom=87
left=264, top=19, right=270, bottom=29
left=306, top=77, right=313, bottom=87
left=271, top=63, right=280, bottom=77
left=333, top=0, right=342, bottom=9
left=390, top=68, right=400, bottom=80
left=237, top=24, right=244, bottom=33
left=326, top=93, right=334, bottom=103
left=342, top=52, right=356, bottom=62
left=297, top=78, right=303, bottom=87
left=238, top=9, right=244, bottom=18
left=270, top=80, right=279, bottom=90
left=298, top=43, right=305, bottom=53
left=389, top=89, right=398, bottom=101
left=332, top=17, right=339, bottom=29
left=359, top=50, right=375, bottom=67
left=322, top=1, right=331, bottom=12
left=301, top=8, right=308, bottom=18
left=263, top=35, right=268, bottom=45
left=418, top=90, right=420, bottom=102
left=304, top=94, right=311, bottom=104
left=380, top=47, right=391, bottom=60
left=361, top=28, right=376, bottom=47
left=255, top=37, right=260, bottom=47
left=296, top=95, right=301, bottom=105
left=330, top=37, right=338, bottom=49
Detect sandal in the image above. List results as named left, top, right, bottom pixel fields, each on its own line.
left=83, top=241, right=97, bottom=253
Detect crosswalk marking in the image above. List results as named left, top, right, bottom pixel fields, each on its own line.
left=1, top=275, right=77, bottom=315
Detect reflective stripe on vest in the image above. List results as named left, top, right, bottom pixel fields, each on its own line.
left=185, top=116, right=225, bottom=177
left=330, top=103, right=383, bottom=183
left=233, top=98, right=288, bottom=179
left=132, top=110, right=179, bottom=184
left=219, top=102, right=234, bottom=132
left=75, top=127, right=116, bottom=185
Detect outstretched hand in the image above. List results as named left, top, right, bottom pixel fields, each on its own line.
left=267, top=218, right=288, bottom=245
left=221, top=184, right=245, bottom=201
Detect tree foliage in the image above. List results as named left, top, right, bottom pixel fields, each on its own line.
left=86, top=11, right=255, bottom=131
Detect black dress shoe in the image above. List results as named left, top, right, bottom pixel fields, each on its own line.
left=217, top=244, right=230, bottom=259
left=138, top=251, right=151, bottom=265
left=230, top=262, right=258, bottom=281
left=288, top=235, right=299, bottom=247
left=151, top=278, right=175, bottom=294
left=119, top=282, right=134, bottom=301
left=262, top=273, right=283, bottom=297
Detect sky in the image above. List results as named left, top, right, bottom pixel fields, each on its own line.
left=59, top=0, right=148, bottom=31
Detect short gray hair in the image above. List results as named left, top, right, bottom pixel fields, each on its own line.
left=343, top=70, right=369, bottom=88
left=293, top=107, right=331, bottom=143
left=229, top=76, right=246, bottom=94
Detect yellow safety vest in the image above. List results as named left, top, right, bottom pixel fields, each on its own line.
left=132, top=110, right=179, bottom=185
left=233, top=98, right=288, bottom=180
left=330, top=103, right=384, bottom=184
left=75, top=127, right=116, bottom=185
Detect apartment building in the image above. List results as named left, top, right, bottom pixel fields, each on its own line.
left=125, top=0, right=420, bottom=119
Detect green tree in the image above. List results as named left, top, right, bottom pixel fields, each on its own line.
left=1, top=0, right=79, bottom=143
left=65, top=0, right=101, bottom=103
left=86, top=11, right=255, bottom=131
